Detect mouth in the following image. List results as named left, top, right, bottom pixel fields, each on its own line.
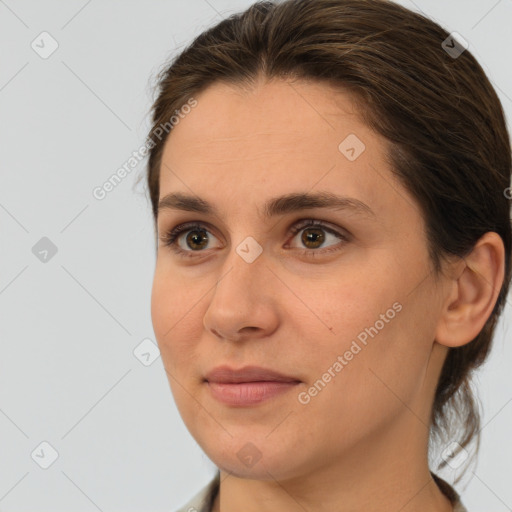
left=204, top=365, right=301, bottom=406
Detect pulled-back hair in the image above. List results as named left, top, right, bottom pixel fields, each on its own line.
left=144, top=0, right=512, bottom=477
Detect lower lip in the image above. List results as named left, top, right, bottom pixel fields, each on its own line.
left=206, top=381, right=300, bottom=406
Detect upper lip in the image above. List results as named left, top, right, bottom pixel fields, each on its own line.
left=204, top=365, right=300, bottom=383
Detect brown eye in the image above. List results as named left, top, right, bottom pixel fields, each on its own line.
left=301, top=227, right=326, bottom=249
left=185, top=229, right=209, bottom=250
left=161, top=222, right=221, bottom=255
left=288, top=220, right=347, bottom=253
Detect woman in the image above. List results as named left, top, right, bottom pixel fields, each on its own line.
left=144, top=0, right=511, bottom=510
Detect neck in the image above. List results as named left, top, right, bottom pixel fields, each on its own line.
left=211, top=415, right=453, bottom=512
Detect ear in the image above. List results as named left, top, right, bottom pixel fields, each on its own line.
left=435, top=232, right=506, bottom=348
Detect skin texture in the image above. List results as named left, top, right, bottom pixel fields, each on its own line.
left=151, top=77, right=504, bottom=512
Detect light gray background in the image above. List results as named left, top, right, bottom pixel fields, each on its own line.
left=0, top=1, right=510, bottom=511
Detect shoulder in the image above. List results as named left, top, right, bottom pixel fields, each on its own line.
left=174, top=472, right=220, bottom=512
left=174, top=471, right=468, bottom=511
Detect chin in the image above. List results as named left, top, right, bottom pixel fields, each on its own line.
left=203, top=435, right=311, bottom=482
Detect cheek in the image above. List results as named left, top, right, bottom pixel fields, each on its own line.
left=150, top=269, right=208, bottom=425
left=295, top=269, right=394, bottom=349
left=292, top=266, right=432, bottom=406
left=279, top=273, right=391, bottom=402
left=150, top=266, right=205, bottom=371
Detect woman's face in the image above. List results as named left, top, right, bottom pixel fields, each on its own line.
left=151, top=78, right=450, bottom=480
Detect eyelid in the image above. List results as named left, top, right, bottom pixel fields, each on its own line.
left=287, top=218, right=350, bottom=239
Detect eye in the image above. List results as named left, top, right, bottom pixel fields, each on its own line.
left=160, top=222, right=221, bottom=257
left=159, top=219, right=348, bottom=258
left=286, top=219, right=348, bottom=254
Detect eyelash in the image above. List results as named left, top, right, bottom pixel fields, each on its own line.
left=160, top=219, right=349, bottom=259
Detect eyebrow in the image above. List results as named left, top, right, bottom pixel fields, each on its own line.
left=158, top=191, right=376, bottom=220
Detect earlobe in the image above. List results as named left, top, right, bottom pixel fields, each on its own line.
left=435, top=232, right=505, bottom=348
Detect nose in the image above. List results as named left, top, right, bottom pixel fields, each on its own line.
left=202, top=244, right=280, bottom=342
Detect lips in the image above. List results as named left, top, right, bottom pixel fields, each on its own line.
left=204, top=365, right=301, bottom=406
left=204, top=365, right=300, bottom=384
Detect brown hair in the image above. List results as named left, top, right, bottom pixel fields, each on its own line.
left=144, top=0, right=512, bottom=475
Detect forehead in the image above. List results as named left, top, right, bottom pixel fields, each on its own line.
left=163, top=78, right=369, bottom=162
left=158, top=78, right=420, bottom=227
